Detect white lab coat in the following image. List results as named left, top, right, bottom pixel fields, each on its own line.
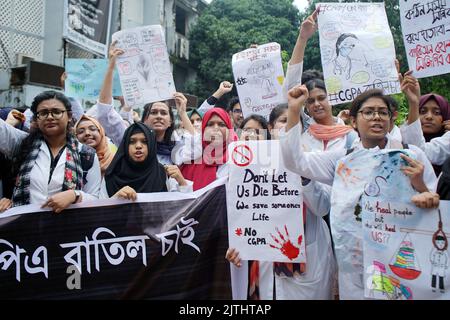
left=430, top=248, right=449, bottom=277
left=87, top=102, right=201, bottom=166
left=0, top=118, right=101, bottom=205
left=280, top=122, right=438, bottom=299
left=401, top=119, right=450, bottom=166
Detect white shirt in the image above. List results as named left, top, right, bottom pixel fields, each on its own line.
left=280, top=122, right=437, bottom=189
left=301, top=117, right=357, bottom=152
left=280, top=122, right=437, bottom=300
left=88, top=101, right=197, bottom=166
left=401, top=119, right=450, bottom=166
left=0, top=118, right=101, bottom=205
left=388, top=124, right=403, bottom=143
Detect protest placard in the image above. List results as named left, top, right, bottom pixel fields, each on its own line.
left=363, top=198, right=450, bottom=300
left=317, top=2, right=400, bottom=105
left=226, top=140, right=305, bottom=263
left=232, top=43, right=285, bottom=119
left=400, top=0, right=450, bottom=78
left=65, top=59, right=122, bottom=99
left=112, top=25, right=176, bottom=108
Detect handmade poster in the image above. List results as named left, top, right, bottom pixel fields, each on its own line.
left=232, top=43, right=285, bottom=120
left=317, top=3, right=400, bottom=105
left=330, top=148, right=386, bottom=300
left=358, top=150, right=450, bottom=300
left=63, top=0, right=113, bottom=56
left=112, top=25, right=176, bottom=108
left=226, top=140, right=305, bottom=263
left=65, top=59, right=122, bottom=99
left=400, top=0, right=450, bottom=78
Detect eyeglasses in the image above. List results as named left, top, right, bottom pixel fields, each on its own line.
left=36, top=109, right=67, bottom=120
left=358, top=108, right=391, bottom=120
left=232, top=109, right=242, bottom=114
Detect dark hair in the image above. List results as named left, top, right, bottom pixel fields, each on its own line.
left=30, top=91, right=72, bottom=115
left=227, top=96, right=241, bottom=112
left=141, top=101, right=175, bottom=145
left=240, top=114, right=271, bottom=140
left=305, top=78, right=327, bottom=94
left=14, top=91, right=74, bottom=177
left=269, top=104, right=288, bottom=128
left=384, top=95, right=398, bottom=112
left=350, top=89, right=394, bottom=118
left=336, top=33, right=358, bottom=56
left=302, top=69, right=324, bottom=84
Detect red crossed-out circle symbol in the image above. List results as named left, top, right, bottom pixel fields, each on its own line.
left=232, top=144, right=253, bottom=167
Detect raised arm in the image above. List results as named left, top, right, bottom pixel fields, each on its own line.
left=290, top=8, right=318, bottom=66
left=281, top=85, right=341, bottom=186
left=198, top=81, right=234, bottom=114
left=400, top=70, right=421, bottom=125
left=0, top=118, right=28, bottom=157
left=99, top=42, right=124, bottom=105
left=89, top=43, right=127, bottom=146
left=174, top=92, right=195, bottom=136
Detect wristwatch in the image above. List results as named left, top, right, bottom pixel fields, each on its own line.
left=73, top=190, right=81, bottom=204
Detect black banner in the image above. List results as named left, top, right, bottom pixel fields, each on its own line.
left=0, top=184, right=231, bottom=300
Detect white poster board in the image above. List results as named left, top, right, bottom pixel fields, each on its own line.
left=400, top=0, right=450, bottom=78
left=317, top=3, right=400, bottom=105
left=363, top=194, right=450, bottom=300
left=232, top=43, right=285, bottom=119
left=112, top=25, right=176, bottom=108
left=226, top=140, right=305, bottom=263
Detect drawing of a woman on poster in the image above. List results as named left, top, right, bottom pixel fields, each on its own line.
left=317, top=2, right=400, bottom=105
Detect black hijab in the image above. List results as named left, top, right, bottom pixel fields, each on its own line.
left=437, top=157, right=450, bottom=201
left=105, top=122, right=168, bottom=197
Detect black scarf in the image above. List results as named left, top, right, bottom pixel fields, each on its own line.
left=437, top=157, right=450, bottom=200
left=156, top=141, right=174, bottom=157
left=105, top=123, right=168, bottom=197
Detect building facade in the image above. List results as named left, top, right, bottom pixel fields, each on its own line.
left=0, top=0, right=206, bottom=108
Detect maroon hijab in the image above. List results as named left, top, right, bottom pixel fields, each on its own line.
left=419, top=94, right=450, bottom=142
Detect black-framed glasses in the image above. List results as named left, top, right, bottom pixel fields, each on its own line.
left=358, top=108, right=391, bottom=120
left=36, top=109, right=67, bottom=120
left=232, top=109, right=242, bottom=114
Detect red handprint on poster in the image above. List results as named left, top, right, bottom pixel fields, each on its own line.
left=269, top=225, right=303, bottom=260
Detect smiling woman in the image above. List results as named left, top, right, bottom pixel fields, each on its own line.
left=75, top=114, right=117, bottom=176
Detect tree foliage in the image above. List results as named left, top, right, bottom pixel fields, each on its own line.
left=188, top=0, right=450, bottom=116
left=300, top=0, right=450, bottom=120
left=187, top=0, right=299, bottom=102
